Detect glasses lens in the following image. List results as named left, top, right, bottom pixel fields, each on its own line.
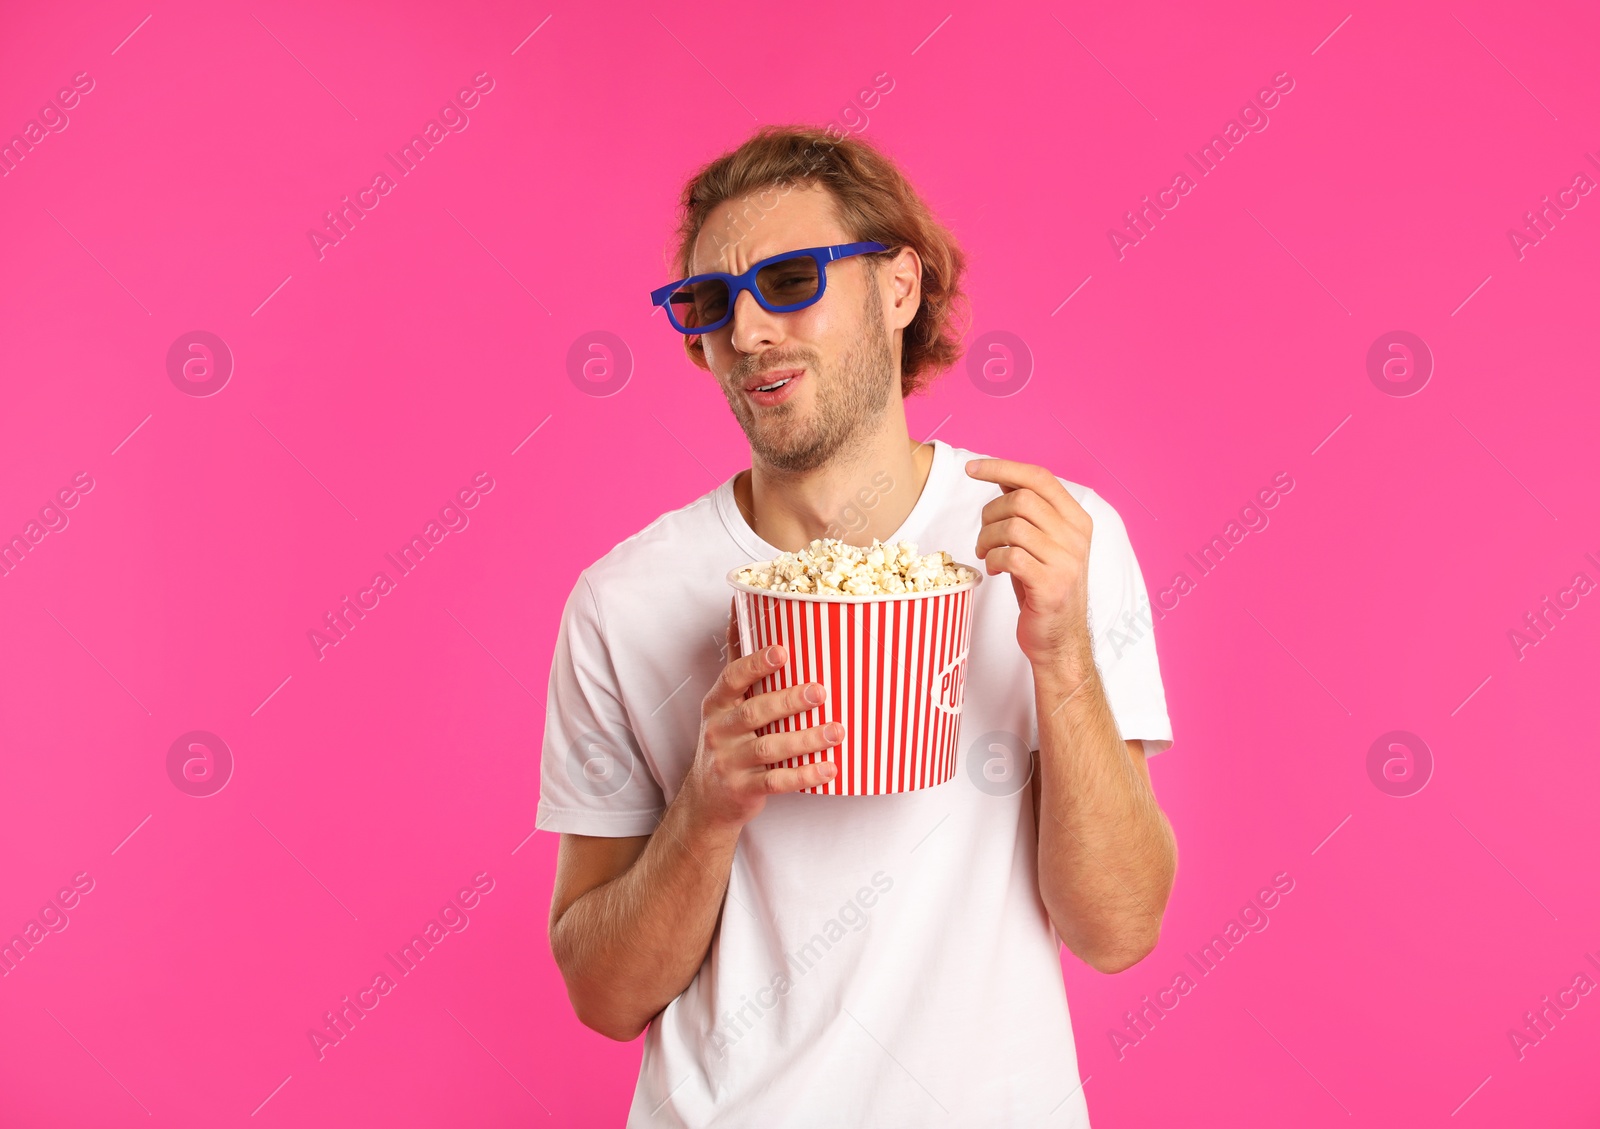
left=668, top=278, right=730, bottom=330
left=664, top=254, right=823, bottom=331
left=755, top=255, right=820, bottom=308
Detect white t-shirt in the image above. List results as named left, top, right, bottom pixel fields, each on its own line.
left=537, top=439, right=1173, bottom=1128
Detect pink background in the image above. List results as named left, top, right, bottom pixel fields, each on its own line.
left=2, top=0, right=1597, bottom=1124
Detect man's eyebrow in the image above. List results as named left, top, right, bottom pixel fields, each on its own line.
left=692, top=245, right=802, bottom=276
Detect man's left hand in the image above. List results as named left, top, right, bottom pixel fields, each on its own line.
left=965, top=458, right=1094, bottom=672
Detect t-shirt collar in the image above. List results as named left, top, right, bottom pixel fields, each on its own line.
left=715, top=438, right=952, bottom=562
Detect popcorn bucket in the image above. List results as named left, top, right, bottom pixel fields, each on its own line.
left=727, top=568, right=982, bottom=795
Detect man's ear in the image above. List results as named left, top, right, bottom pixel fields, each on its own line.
left=886, top=246, right=922, bottom=331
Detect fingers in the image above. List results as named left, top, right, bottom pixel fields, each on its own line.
left=982, top=543, right=1049, bottom=585
left=975, top=515, right=1059, bottom=565
left=706, top=643, right=787, bottom=710
left=760, top=758, right=840, bottom=795
left=979, top=483, right=1092, bottom=550
left=964, top=458, right=1072, bottom=507
left=747, top=720, right=846, bottom=767
left=979, top=487, right=1078, bottom=542
left=736, top=680, right=830, bottom=732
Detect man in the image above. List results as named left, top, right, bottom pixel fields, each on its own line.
left=538, top=125, right=1176, bottom=1126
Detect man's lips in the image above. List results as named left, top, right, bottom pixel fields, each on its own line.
left=742, top=368, right=804, bottom=394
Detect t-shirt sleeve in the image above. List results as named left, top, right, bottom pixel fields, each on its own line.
left=536, top=572, right=668, bottom=835
left=1030, top=487, right=1174, bottom=754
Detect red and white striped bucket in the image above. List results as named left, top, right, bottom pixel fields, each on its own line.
left=727, top=568, right=982, bottom=795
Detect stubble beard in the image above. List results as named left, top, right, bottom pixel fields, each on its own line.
left=721, top=281, right=896, bottom=475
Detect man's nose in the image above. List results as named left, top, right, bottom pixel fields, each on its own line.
left=729, top=287, right=783, bottom=352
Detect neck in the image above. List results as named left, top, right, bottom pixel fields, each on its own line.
left=734, top=410, right=935, bottom=553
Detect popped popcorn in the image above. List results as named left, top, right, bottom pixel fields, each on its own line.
left=735, top=538, right=978, bottom=597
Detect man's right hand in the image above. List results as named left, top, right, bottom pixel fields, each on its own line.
left=549, top=603, right=846, bottom=1041
left=679, top=603, right=845, bottom=831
